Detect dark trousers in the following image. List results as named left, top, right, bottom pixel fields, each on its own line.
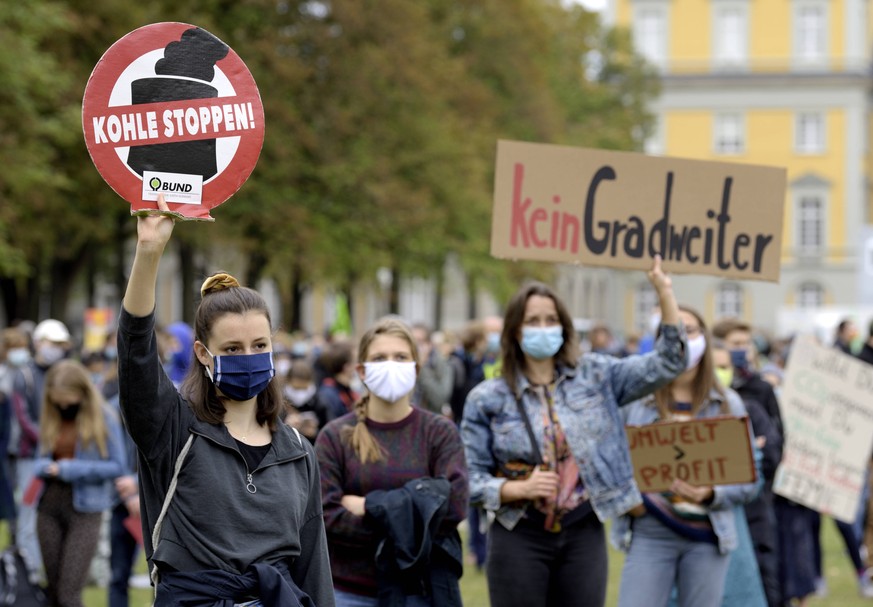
left=109, top=502, right=139, bottom=607
left=813, top=511, right=865, bottom=575
left=487, top=512, right=607, bottom=607
left=467, top=506, right=486, bottom=568
left=37, top=481, right=102, bottom=607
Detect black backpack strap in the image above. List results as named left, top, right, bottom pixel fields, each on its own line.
left=514, top=393, right=542, bottom=465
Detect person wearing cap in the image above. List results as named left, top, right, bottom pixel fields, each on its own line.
left=10, top=318, right=73, bottom=582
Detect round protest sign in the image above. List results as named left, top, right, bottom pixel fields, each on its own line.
left=82, top=23, right=265, bottom=221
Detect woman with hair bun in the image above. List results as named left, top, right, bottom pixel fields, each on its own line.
left=118, top=195, right=333, bottom=606
left=314, top=318, right=468, bottom=607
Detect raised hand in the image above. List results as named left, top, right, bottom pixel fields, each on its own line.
left=136, top=194, right=176, bottom=253
left=646, top=254, right=672, bottom=295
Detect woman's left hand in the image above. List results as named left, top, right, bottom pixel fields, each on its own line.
left=646, top=255, right=679, bottom=326
left=670, top=478, right=714, bottom=505
left=341, top=494, right=366, bottom=517
left=45, top=462, right=60, bottom=477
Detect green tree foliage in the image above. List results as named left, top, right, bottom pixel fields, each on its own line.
left=0, top=0, right=656, bottom=328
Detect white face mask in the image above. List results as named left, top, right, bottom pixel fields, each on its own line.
left=285, top=385, right=316, bottom=407
left=686, top=335, right=707, bottom=371
left=37, top=343, right=65, bottom=366
left=363, top=361, right=417, bottom=403
left=5, top=348, right=30, bottom=367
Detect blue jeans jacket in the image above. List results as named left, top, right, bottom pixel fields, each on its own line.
left=33, top=405, right=127, bottom=513
left=461, top=324, right=686, bottom=529
left=610, top=388, right=762, bottom=554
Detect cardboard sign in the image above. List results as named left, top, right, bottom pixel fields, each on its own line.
left=82, top=23, right=265, bottom=221
left=774, top=335, right=873, bottom=522
left=626, top=416, right=756, bottom=493
left=491, top=140, right=786, bottom=281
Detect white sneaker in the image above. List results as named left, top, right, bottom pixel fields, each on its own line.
left=858, top=569, right=873, bottom=598
left=814, top=577, right=828, bottom=598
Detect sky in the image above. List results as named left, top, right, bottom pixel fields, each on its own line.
left=572, top=0, right=606, bottom=12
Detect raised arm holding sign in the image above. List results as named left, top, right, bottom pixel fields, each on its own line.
left=611, top=306, right=759, bottom=607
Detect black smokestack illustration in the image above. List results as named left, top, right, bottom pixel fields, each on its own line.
left=127, top=28, right=230, bottom=180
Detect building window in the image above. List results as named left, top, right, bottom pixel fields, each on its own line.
left=634, top=6, right=667, bottom=68
left=797, top=195, right=824, bottom=251
left=797, top=282, right=824, bottom=309
left=795, top=112, right=825, bottom=154
left=714, top=113, right=744, bottom=154
left=634, top=282, right=659, bottom=333
left=713, top=5, right=747, bottom=67
left=794, top=2, right=827, bottom=65
left=716, top=283, right=744, bottom=318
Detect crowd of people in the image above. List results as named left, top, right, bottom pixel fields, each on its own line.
left=1, top=198, right=873, bottom=606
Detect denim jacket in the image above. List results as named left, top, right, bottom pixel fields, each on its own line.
left=610, top=388, right=761, bottom=554
left=33, top=405, right=126, bottom=513
left=461, top=324, right=686, bottom=530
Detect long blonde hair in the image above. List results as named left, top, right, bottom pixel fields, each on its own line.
left=40, top=360, right=109, bottom=458
left=341, top=318, right=420, bottom=464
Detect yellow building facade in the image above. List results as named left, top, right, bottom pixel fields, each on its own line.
left=602, top=0, right=873, bottom=336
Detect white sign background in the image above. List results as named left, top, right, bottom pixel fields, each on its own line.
left=774, top=335, right=873, bottom=522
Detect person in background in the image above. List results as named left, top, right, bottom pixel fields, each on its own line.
left=107, top=393, right=140, bottom=607
left=34, top=360, right=126, bottom=607
left=712, top=338, right=781, bottom=607
left=482, top=316, right=504, bottom=380
left=448, top=321, right=487, bottom=426
left=834, top=318, right=859, bottom=355
left=858, top=322, right=873, bottom=571
left=284, top=359, right=327, bottom=442
left=163, top=321, right=194, bottom=388
left=587, top=323, right=614, bottom=355
left=316, top=341, right=359, bottom=421
left=463, top=256, right=685, bottom=607
left=11, top=318, right=73, bottom=582
left=316, top=317, right=468, bottom=606
left=0, top=328, right=27, bottom=537
left=411, top=323, right=453, bottom=416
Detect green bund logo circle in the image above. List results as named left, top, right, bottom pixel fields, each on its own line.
left=149, top=177, right=161, bottom=190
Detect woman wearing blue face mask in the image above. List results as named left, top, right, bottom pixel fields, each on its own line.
left=461, top=255, right=686, bottom=607
left=118, top=195, right=334, bottom=607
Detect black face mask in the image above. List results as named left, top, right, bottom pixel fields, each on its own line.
left=57, top=404, right=81, bottom=421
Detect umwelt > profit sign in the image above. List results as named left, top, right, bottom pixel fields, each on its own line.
left=82, top=23, right=265, bottom=221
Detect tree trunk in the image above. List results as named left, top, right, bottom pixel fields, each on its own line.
left=434, top=259, right=445, bottom=330
left=467, top=274, right=477, bottom=320
left=290, top=262, right=304, bottom=332
left=389, top=265, right=400, bottom=315
left=178, top=241, right=195, bottom=324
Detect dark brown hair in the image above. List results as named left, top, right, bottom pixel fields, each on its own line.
left=180, top=272, right=282, bottom=430
left=500, top=282, right=579, bottom=397
left=711, top=318, right=751, bottom=340
left=318, top=341, right=354, bottom=378
left=654, top=305, right=727, bottom=418
left=341, top=318, right=420, bottom=464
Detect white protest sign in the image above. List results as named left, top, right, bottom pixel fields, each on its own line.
left=773, top=335, right=873, bottom=522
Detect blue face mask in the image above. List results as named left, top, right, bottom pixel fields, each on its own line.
left=486, top=332, right=501, bottom=355
left=520, top=326, right=564, bottom=360
left=729, top=348, right=748, bottom=371
left=205, top=349, right=275, bottom=402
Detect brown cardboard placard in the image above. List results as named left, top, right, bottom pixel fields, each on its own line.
left=491, top=140, right=786, bottom=281
left=626, top=416, right=756, bottom=493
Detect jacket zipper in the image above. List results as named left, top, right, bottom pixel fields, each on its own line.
left=192, top=431, right=306, bottom=495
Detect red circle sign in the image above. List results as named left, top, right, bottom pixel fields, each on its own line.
left=82, top=23, right=265, bottom=221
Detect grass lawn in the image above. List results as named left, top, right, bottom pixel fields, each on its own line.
left=71, top=515, right=872, bottom=605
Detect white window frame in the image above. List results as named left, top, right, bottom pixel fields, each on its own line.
left=797, top=281, right=825, bottom=309
left=632, top=2, right=668, bottom=69
left=795, top=193, right=826, bottom=252
left=715, top=283, right=744, bottom=319
left=792, top=0, right=828, bottom=69
left=795, top=111, right=825, bottom=154
left=714, top=112, right=745, bottom=155
left=712, top=2, right=749, bottom=69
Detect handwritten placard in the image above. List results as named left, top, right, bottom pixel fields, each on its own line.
left=774, top=335, right=873, bottom=522
left=626, top=416, right=756, bottom=493
left=491, top=140, right=786, bottom=281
